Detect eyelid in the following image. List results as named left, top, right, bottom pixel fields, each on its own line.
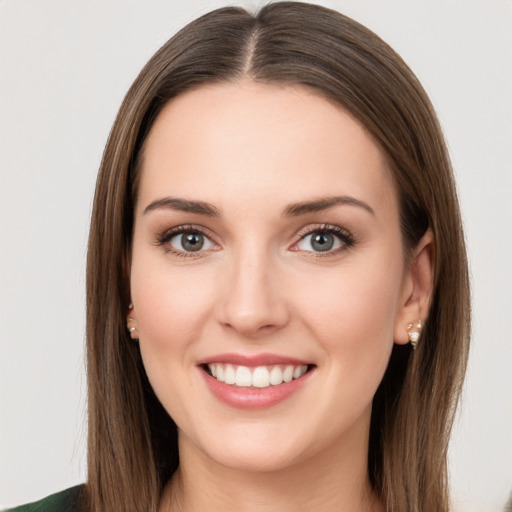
left=290, top=223, right=355, bottom=256
left=154, top=222, right=355, bottom=258
left=155, top=224, right=220, bottom=257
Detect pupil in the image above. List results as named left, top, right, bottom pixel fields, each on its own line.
left=182, top=233, right=204, bottom=252
left=312, top=233, right=334, bottom=252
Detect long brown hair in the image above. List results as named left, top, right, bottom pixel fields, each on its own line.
left=85, top=3, right=470, bottom=511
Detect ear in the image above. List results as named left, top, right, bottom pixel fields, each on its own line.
left=127, top=301, right=139, bottom=340
left=394, top=229, right=435, bottom=345
left=124, top=243, right=138, bottom=339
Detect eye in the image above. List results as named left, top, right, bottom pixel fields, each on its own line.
left=169, top=231, right=216, bottom=253
left=157, top=225, right=218, bottom=256
left=297, top=231, right=341, bottom=252
left=292, top=225, right=354, bottom=254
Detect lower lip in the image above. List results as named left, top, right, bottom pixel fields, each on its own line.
left=200, top=367, right=313, bottom=410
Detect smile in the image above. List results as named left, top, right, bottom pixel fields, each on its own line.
left=198, top=355, right=315, bottom=409
left=206, top=363, right=309, bottom=388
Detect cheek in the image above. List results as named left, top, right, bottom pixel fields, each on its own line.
left=130, top=256, right=219, bottom=420
left=291, top=257, right=403, bottom=359
left=130, top=253, right=217, bottom=363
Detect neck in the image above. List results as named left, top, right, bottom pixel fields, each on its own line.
left=159, top=413, right=384, bottom=512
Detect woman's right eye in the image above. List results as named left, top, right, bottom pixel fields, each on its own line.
left=168, top=231, right=216, bottom=254
left=156, top=225, right=218, bottom=257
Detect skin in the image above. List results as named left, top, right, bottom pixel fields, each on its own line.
left=128, top=81, right=433, bottom=512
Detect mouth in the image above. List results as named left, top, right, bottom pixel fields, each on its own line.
left=203, top=362, right=312, bottom=388
left=197, top=355, right=316, bottom=409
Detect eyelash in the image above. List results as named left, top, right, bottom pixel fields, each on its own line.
left=155, top=223, right=356, bottom=258
left=293, top=224, right=355, bottom=257
left=155, top=224, right=216, bottom=259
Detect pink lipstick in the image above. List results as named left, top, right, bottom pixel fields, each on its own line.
left=197, top=353, right=315, bottom=409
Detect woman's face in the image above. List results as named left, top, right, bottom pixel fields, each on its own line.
left=129, top=81, right=416, bottom=472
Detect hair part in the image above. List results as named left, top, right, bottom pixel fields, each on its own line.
left=86, top=3, right=470, bottom=511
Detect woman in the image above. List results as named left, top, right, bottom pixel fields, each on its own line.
left=6, top=2, right=470, bottom=511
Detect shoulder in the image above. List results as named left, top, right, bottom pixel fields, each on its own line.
left=3, top=485, right=86, bottom=512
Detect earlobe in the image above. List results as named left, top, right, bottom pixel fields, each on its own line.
left=127, top=301, right=139, bottom=340
left=394, top=229, right=434, bottom=347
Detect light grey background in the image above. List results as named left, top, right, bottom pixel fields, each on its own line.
left=1, top=1, right=511, bottom=510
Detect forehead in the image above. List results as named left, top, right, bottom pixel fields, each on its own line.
left=137, top=81, right=398, bottom=221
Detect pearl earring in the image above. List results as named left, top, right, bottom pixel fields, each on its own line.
left=407, top=319, right=423, bottom=350
left=127, top=311, right=136, bottom=336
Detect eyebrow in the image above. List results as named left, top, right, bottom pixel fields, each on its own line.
left=143, top=195, right=374, bottom=218
left=144, top=197, right=220, bottom=217
left=282, top=196, right=375, bottom=217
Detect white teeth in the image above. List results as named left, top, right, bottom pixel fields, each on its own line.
left=235, top=365, right=252, bottom=387
left=224, top=364, right=236, bottom=384
left=283, top=365, right=294, bottom=383
left=293, top=365, right=307, bottom=379
left=252, top=367, right=270, bottom=388
left=207, top=363, right=309, bottom=388
left=269, top=366, right=283, bottom=385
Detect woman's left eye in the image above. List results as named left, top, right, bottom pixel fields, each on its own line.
left=292, top=226, right=354, bottom=254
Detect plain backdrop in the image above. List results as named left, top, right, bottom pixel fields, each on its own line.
left=1, top=1, right=511, bottom=510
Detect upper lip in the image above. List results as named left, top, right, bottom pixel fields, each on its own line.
left=196, top=352, right=313, bottom=367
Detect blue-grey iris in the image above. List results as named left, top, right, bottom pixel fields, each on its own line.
left=311, top=233, right=334, bottom=252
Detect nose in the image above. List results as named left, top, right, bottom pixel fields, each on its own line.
left=217, top=247, right=289, bottom=338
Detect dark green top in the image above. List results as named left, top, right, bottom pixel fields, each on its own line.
left=4, top=485, right=85, bottom=512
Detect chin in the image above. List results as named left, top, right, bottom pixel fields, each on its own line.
left=203, top=437, right=307, bottom=474
left=182, top=413, right=336, bottom=475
